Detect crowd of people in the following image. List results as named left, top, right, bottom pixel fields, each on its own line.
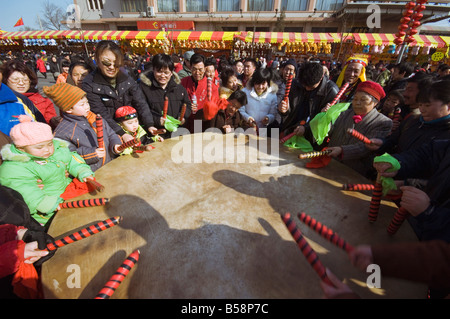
left=0, top=40, right=449, bottom=299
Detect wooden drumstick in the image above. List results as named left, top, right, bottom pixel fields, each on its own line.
left=330, top=82, right=349, bottom=106
left=298, top=149, right=332, bottom=159
left=117, top=138, right=139, bottom=152
left=369, top=175, right=383, bottom=223
left=281, top=213, right=334, bottom=287
left=45, top=216, right=122, bottom=251
left=297, top=212, right=354, bottom=253
left=179, top=103, right=186, bottom=121
left=163, top=96, right=168, bottom=120
left=95, top=114, right=104, bottom=149
left=283, top=73, right=293, bottom=102
left=342, top=183, right=375, bottom=191
left=152, top=128, right=166, bottom=135
left=59, top=198, right=109, bottom=209
left=387, top=207, right=410, bottom=235
left=132, top=144, right=155, bottom=152
left=87, top=179, right=105, bottom=192
left=95, top=250, right=140, bottom=299
left=207, top=77, right=212, bottom=101
left=347, top=128, right=372, bottom=144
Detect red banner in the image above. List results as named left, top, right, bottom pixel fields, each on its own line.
left=137, top=21, right=195, bottom=31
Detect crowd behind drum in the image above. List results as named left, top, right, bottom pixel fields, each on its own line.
left=0, top=41, right=450, bottom=299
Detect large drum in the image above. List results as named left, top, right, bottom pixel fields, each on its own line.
left=41, top=132, right=426, bottom=299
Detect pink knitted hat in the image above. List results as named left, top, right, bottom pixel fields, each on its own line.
left=10, top=115, right=53, bottom=147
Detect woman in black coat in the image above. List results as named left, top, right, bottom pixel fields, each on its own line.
left=139, top=53, right=191, bottom=139
left=82, top=41, right=158, bottom=143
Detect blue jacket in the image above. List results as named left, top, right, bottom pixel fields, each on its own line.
left=0, top=84, right=46, bottom=136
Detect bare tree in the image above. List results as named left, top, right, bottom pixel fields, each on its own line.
left=36, top=0, right=70, bottom=30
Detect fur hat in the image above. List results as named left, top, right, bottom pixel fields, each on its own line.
left=43, top=83, right=86, bottom=112
left=10, top=116, right=53, bottom=147
left=356, top=80, right=386, bottom=101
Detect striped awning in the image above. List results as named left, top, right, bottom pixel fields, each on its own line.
left=169, top=31, right=237, bottom=41
left=352, top=33, right=396, bottom=46
left=242, top=32, right=341, bottom=44
left=0, top=30, right=68, bottom=39
left=64, top=30, right=168, bottom=40
left=409, top=34, right=446, bottom=48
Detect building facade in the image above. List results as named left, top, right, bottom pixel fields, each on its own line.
left=71, top=0, right=449, bottom=34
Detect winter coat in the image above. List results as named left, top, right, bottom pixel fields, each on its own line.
left=0, top=139, right=94, bottom=225
left=177, top=63, right=192, bottom=79
left=0, top=83, right=46, bottom=136
left=36, top=59, right=46, bottom=73
left=118, top=125, right=153, bottom=155
left=279, top=76, right=339, bottom=135
left=201, top=109, right=248, bottom=134
left=82, top=69, right=155, bottom=137
left=0, top=224, right=25, bottom=279
left=140, top=71, right=191, bottom=135
left=53, top=111, right=122, bottom=172
left=240, top=82, right=278, bottom=137
left=393, top=139, right=450, bottom=242
left=23, top=91, right=57, bottom=124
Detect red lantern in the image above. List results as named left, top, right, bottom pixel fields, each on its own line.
left=403, top=9, right=414, bottom=16
left=412, top=13, right=424, bottom=20
left=408, top=28, right=418, bottom=36
left=411, top=20, right=421, bottom=28
left=400, top=17, right=411, bottom=24
left=398, top=24, right=409, bottom=31
left=416, top=0, right=428, bottom=4
left=405, top=1, right=416, bottom=9
left=396, top=32, right=406, bottom=38
left=394, top=38, right=404, bottom=45
left=414, top=4, right=426, bottom=12
left=404, top=36, right=415, bottom=44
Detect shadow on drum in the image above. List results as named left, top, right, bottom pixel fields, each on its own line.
left=76, top=194, right=332, bottom=298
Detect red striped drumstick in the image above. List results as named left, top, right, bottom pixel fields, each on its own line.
left=207, top=77, right=212, bottom=101
left=369, top=175, right=383, bottom=223
left=330, top=82, right=349, bottom=106
left=45, top=216, right=122, bottom=251
left=387, top=207, right=410, bottom=235
left=283, top=73, right=293, bottom=102
left=87, top=179, right=105, bottom=192
left=95, top=250, right=140, bottom=299
left=179, top=103, right=186, bottom=121
left=347, top=128, right=372, bottom=144
left=280, top=121, right=306, bottom=144
left=342, top=183, right=375, bottom=191
left=96, top=114, right=104, bottom=149
left=281, top=213, right=334, bottom=286
left=59, top=198, right=109, bottom=209
left=163, top=96, right=168, bottom=120
left=297, top=212, right=354, bottom=253
left=133, top=144, right=155, bottom=152
left=152, top=128, right=166, bottom=135
left=117, top=138, right=139, bottom=152
left=298, top=149, right=332, bottom=159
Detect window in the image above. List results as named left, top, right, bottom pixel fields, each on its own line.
left=186, top=0, right=209, bottom=12
left=87, top=0, right=104, bottom=10
left=315, top=0, right=344, bottom=11
left=158, top=0, right=180, bottom=12
left=217, top=0, right=240, bottom=12
left=311, top=27, right=338, bottom=32
left=120, top=0, right=147, bottom=12
left=284, top=27, right=304, bottom=32
left=245, top=27, right=270, bottom=31
left=248, top=0, right=273, bottom=12
left=281, top=0, right=307, bottom=11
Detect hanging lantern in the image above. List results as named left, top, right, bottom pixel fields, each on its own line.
left=394, top=37, right=404, bottom=45
left=408, top=28, right=419, bottom=36
left=414, top=4, right=426, bottom=12
left=412, top=12, right=423, bottom=20
left=398, top=24, right=409, bottom=31
left=405, top=1, right=416, bottom=9
left=416, top=0, right=428, bottom=4
left=404, top=36, right=414, bottom=44
left=400, top=17, right=411, bottom=24
left=410, top=20, right=421, bottom=28
left=396, top=31, right=406, bottom=38
left=403, top=9, right=414, bottom=16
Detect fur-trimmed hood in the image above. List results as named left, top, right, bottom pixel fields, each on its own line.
left=0, top=138, right=69, bottom=163
left=139, top=70, right=181, bottom=88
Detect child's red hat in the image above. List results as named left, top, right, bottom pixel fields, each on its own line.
left=115, top=106, right=137, bottom=122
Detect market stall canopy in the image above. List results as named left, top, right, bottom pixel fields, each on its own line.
left=0, top=30, right=68, bottom=40
left=351, top=33, right=446, bottom=48
left=239, top=32, right=342, bottom=44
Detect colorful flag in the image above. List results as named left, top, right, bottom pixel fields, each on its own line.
left=14, top=18, right=24, bottom=27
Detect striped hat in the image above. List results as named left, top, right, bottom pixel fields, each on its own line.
left=43, top=83, right=86, bottom=112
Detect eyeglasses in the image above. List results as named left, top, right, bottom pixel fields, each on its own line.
left=101, top=60, right=118, bottom=68
left=8, top=77, right=30, bottom=84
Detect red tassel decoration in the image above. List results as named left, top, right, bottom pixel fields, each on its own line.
left=95, top=250, right=140, bottom=299
left=46, top=216, right=122, bottom=251
left=347, top=128, right=372, bottom=144
left=281, top=213, right=334, bottom=286
left=59, top=198, right=109, bottom=209
left=387, top=207, right=410, bottom=235
left=297, top=212, right=354, bottom=253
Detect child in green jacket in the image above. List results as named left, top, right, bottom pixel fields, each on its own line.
left=0, top=117, right=95, bottom=226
